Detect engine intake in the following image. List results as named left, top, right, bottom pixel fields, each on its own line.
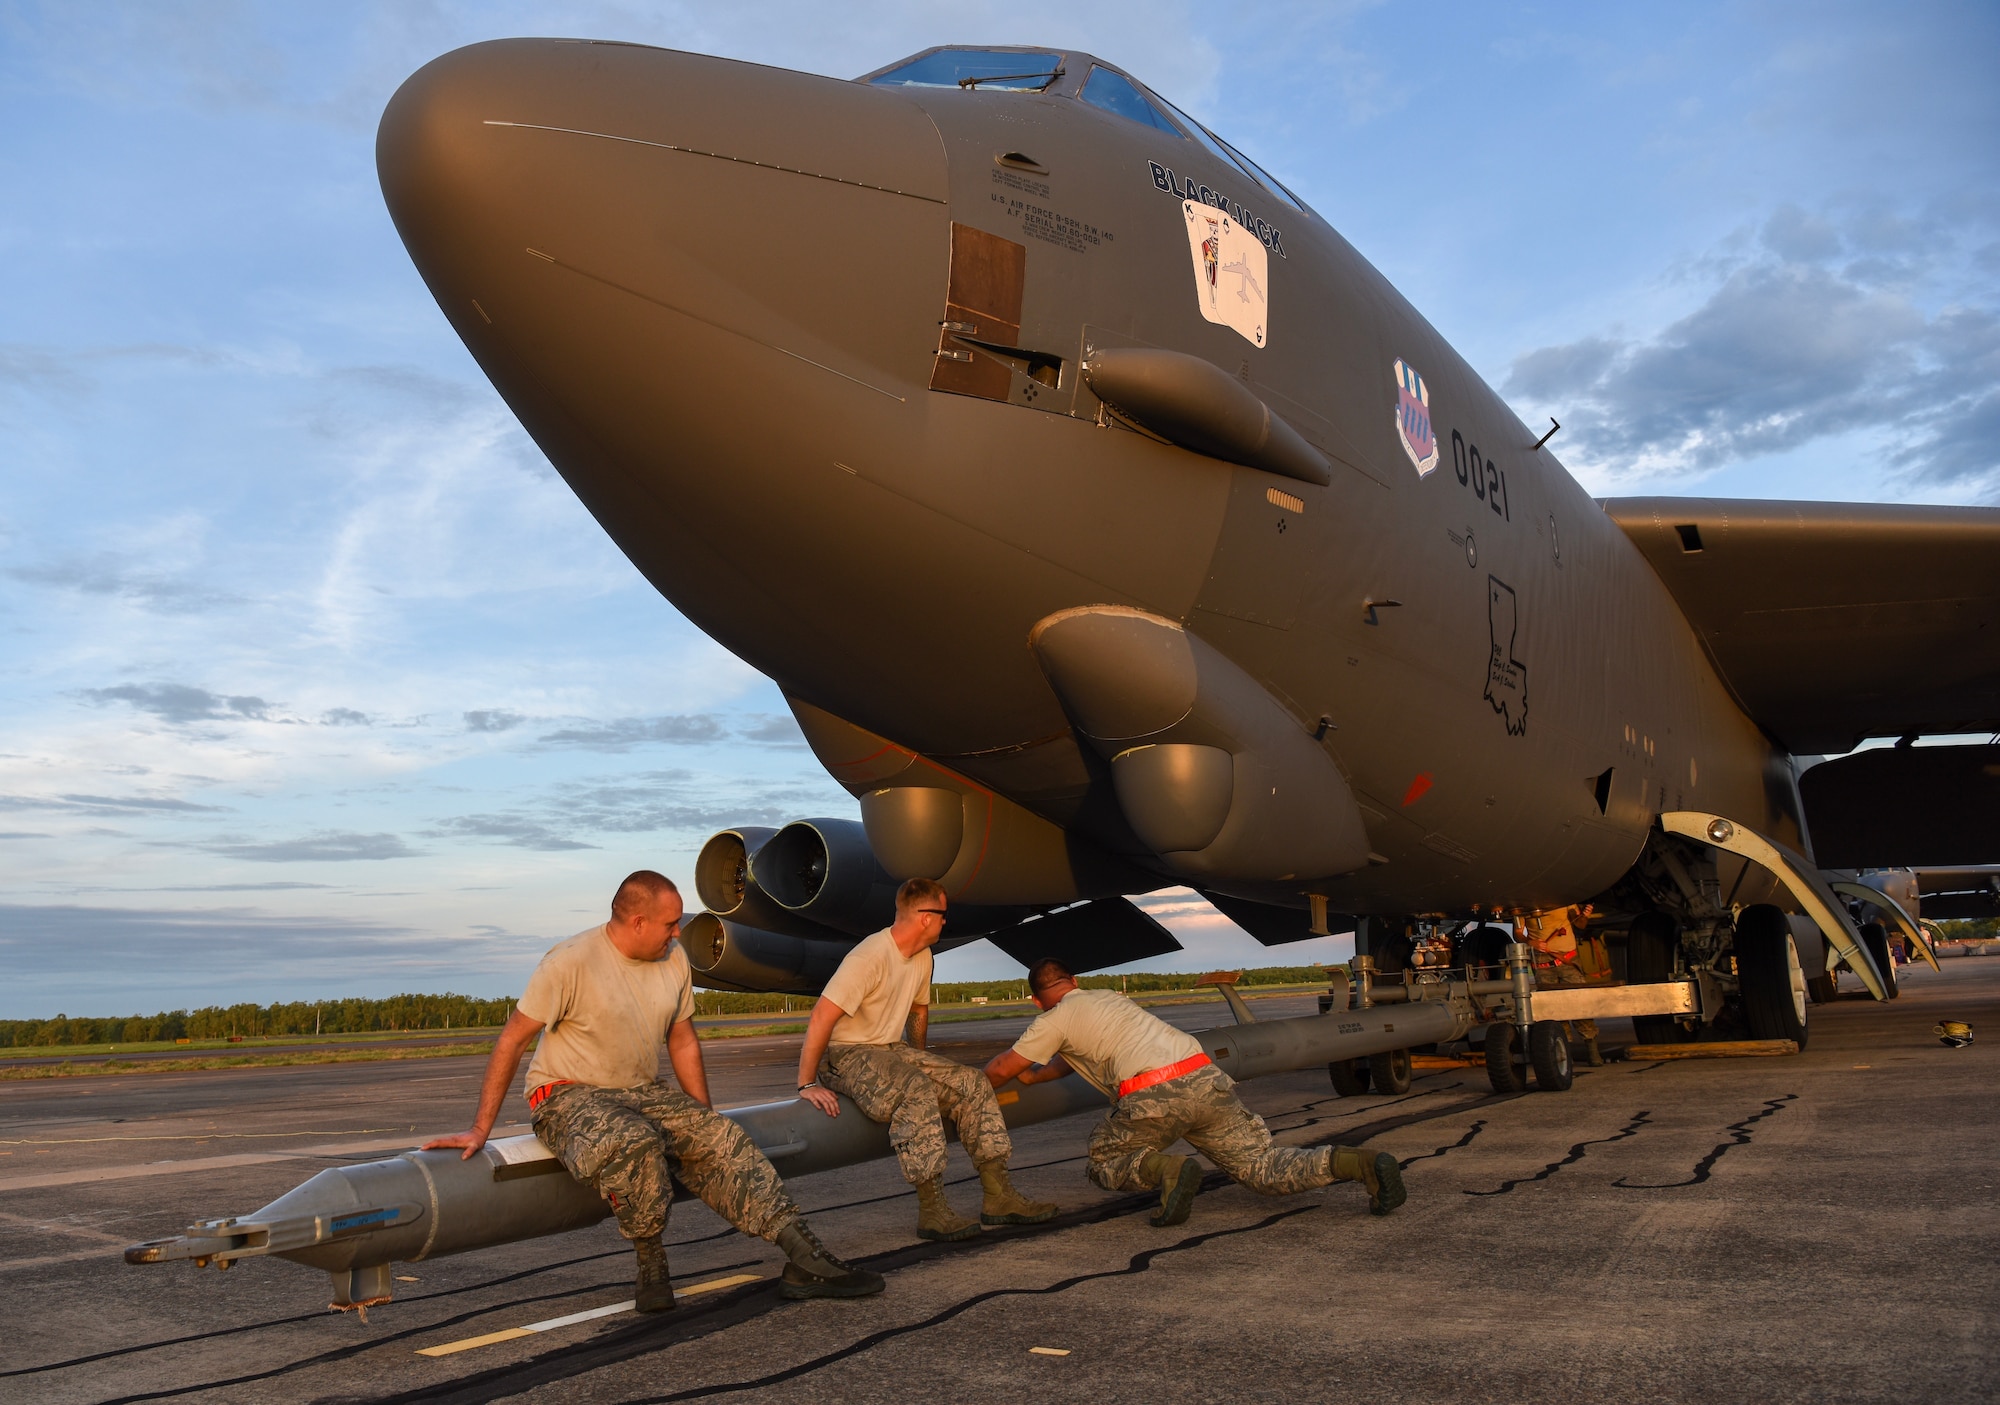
left=751, top=818, right=900, bottom=937
left=679, top=913, right=858, bottom=995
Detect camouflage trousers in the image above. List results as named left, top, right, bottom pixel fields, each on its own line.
left=532, top=1082, right=797, bottom=1243
left=1088, top=1064, right=1333, bottom=1196
left=821, top=1042, right=1012, bottom=1185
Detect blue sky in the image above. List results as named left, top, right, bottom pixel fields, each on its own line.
left=1, top=2, right=1994, bottom=1016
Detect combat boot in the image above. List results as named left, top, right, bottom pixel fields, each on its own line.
left=1139, top=1150, right=1202, bottom=1227
left=975, top=1159, right=1059, bottom=1226
left=633, top=1235, right=675, bottom=1313
left=774, top=1218, right=885, bottom=1300
left=1331, top=1145, right=1407, bottom=1216
left=914, top=1177, right=981, bottom=1241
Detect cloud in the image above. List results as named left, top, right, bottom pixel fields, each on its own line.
left=738, top=714, right=807, bottom=747
left=200, top=831, right=419, bottom=862
left=433, top=814, right=598, bottom=852
left=464, top=709, right=525, bottom=733
left=320, top=707, right=371, bottom=726
left=7, top=558, right=241, bottom=612
left=0, top=792, right=223, bottom=816
left=1505, top=203, right=2000, bottom=493
left=537, top=715, right=729, bottom=751
left=0, top=904, right=548, bottom=1016
left=150, top=882, right=331, bottom=891
left=83, top=682, right=272, bottom=724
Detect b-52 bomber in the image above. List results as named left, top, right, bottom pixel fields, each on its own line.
left=119, top=35, right=2000, bottom=1313
left=377, top=40, right=2000, bottom=1051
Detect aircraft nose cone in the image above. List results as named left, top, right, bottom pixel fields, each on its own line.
left=376, top=39, right=950, bottom=405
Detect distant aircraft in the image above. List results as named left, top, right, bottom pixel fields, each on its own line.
left=376, top=40, right=2000, bottom=1049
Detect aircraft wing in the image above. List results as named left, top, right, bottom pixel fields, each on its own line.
left=1602, top=498, right=2000, bottom=754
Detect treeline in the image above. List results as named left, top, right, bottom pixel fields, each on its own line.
left=931, top=965, right=1330, bottom=1006
left=1935, top=918, right=2000, bottom=942
left=3, top=967, right=1338, bottom=1044
left=0, top=993, right=515, bottom=1048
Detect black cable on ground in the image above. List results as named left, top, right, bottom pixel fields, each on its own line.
left=1465, top=1110, right=1654, bottom=1196
left=1613, top=1094, right=1796, bottom=1189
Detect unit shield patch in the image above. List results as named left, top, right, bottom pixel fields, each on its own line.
left=1394, top=358, right=1438, bottom=476
left=1183, top=200, right=1267, bottom=347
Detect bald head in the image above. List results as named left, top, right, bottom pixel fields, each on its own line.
left=612, top=870, right=680, bottom=922
left=606, top=871, right=684, bottom=962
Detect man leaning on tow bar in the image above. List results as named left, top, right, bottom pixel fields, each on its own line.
left=795, top=878, right=1059, bottom=1241
left=424, top=870, right=882, bottom=1312
left=982, top=958, right=1407, bottom=1226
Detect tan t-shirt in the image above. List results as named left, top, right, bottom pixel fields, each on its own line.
left=1011, top=988, right=1203, bottom=1099
left=821, top=928, right=931, bottom=1046
left=517, top=925, right=696, bottom=1094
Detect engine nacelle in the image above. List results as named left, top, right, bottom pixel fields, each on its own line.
left=751, top=817, right=900, bottom=937
left=1030, top=605, right=1371, bottom=886
left=693, top=825, right=863, bottom=942
left=679, top=912, right=857, bottom=994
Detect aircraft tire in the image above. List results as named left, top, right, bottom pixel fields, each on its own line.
left=1528, top=1021, right=1573, bottom=1091
left=1628, top=910, right=1694, bottom=1044
left=1368, top=1046, right=1412, bottom=1095
left=1735, top=903, right=1809, bottom=1047
left=1859, top=922, right=1899, bottom=1000
left=1806, top=970, right=1838, bottom=1004
left=1485, top=1023, right=1528, bottom=1094
left=1328, top=1058, right=1371, bottom=1096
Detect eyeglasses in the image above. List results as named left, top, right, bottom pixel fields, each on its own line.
left=918, top=909, right=947, bottom=921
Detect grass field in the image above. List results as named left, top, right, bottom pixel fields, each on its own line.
left=0, top=983, right=1327, bottom=1078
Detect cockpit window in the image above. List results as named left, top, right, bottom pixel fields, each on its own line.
left=1149, top=91, right=1306, bottom=213
left=869, top=49, right=1065, bottom=91
left=1079, top=65, right=1180, bottom=134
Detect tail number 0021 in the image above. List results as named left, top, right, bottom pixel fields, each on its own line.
left=1451, top=430, right=1510, bottom=522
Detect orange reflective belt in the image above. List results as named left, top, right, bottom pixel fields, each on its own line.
left=1117, top=1052, right=1212, bottom=1099
left=527, top=1080, right=574, bottom=1111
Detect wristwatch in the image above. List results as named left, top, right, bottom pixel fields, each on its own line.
left=797, top=1080, right=821, bottom=1092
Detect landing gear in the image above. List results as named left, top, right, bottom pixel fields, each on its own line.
left=1485, top=1022, right=1528, bottom=1093
left=1628, top=910, right=1694, bottom=1044
left=1528, top=1021, right=1573, bottom=1091
left=1807, top=968, right=1839, bottom=1004
left=1859, top=922, right=1900, bottom=1000
left=1369, top=1046, right=1413, bottom=1095
left=1735, top=903, right=1808, bottom=1047
left=1328, top=1058, right=1371, bottom=1096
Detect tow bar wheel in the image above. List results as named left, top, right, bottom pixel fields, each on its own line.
left=1528, top=1021, right=1573, bottom=1091
left=1328, top=1058, right=1371, bottom=1096
left=1485, top=1023, right=1528, bottom=1093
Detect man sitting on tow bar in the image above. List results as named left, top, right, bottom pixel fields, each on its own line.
left=425, top=870, right=882, bottom=1312
left=982, top=958, right=1407, bottom=1226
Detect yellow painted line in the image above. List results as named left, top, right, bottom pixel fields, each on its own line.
left=415, top=1274, right=765, bottom=1357
left=417, top=1328, right=533, bottom=1357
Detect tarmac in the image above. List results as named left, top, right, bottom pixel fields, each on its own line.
left=3, top=963, right=1995, bottom=1404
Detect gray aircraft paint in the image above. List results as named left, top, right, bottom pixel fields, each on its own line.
left=374, top=39, right=1999, bottom=937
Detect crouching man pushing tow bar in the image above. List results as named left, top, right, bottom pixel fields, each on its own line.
left=982, top=959, right=1408, bottom=1226
left=425, top=870, right=882, bottom=1311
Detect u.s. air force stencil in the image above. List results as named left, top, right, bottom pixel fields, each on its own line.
left=1485, top=577, right=1528, bottom=735
left=1183, top=200, right=1267, bottom=346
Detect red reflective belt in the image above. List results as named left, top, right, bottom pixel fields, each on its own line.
left=1117, top=1052, right=1212, bottom=1099
left=527, top=1080, right=574, bottom=1111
